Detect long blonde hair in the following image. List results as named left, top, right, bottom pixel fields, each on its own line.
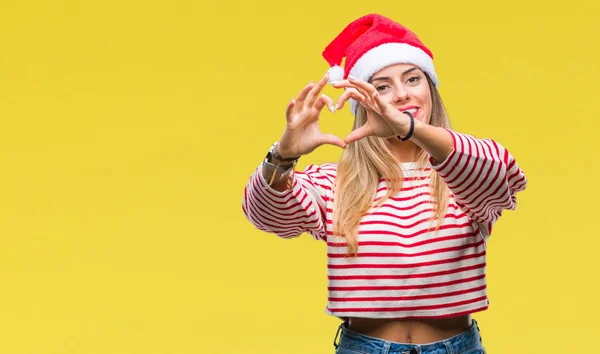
left=333, top=74, right=451, bottom=257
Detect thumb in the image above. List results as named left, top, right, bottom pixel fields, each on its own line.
left=318, top=133, right=347, bottom=149
left=372, top=91, right=389, bottom=113
left=344, top=125, right=371, bottom=144
left=285, top=99, right=295, bottom=123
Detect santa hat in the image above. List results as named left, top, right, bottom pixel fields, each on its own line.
left=322, top=14, right=438, bottom=115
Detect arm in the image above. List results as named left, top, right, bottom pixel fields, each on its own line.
left=333, top=77, right=527, bottom=230
left=242, top=163, right=336, bottom=241
left=372, top=114, right=527, bottom=228
left=401, top=120, right=527, bottom=226
left=407, top=119, right=453, bottom=164
left=372, top=117, right=527, bottom=227
left=242, top=72, right=345, bottom=240
left=423, top=128, right=527, bottom=228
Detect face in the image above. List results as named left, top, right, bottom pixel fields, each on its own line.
left=369, top=63, right=432, bottom=124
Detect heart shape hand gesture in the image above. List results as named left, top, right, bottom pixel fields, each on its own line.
left=275, top=73, right=414, bottom=160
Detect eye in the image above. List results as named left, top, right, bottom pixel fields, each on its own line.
left=407, top=76, right=421, bottom=84
left=376, top=85, right=391, bottom=92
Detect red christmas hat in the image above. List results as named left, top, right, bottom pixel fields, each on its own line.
left=322, top=14, right=438, bottom=114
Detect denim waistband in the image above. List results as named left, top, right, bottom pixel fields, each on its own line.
left=334, top=319, right=482, bottom=354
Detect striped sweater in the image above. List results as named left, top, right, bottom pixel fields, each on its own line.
left=242, top=130, right=527, bottom=319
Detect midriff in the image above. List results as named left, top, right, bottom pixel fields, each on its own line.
left=346, top=315, right=472, bottom=344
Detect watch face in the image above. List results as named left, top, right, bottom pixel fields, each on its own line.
left=266, top=145, right=275, bottom=158
left=265, top=143, right=277, bottom=161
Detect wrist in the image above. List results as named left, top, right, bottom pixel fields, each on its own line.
left=273, top=143, right=300, bottom=162
left=264, top=142, right=300, bottom=167
left=262, top=143, right=298, bottom=188
left=396, top=111, right=416, bottom=141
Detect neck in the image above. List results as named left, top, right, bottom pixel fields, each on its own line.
left=387, top=137, right=420, bottom=163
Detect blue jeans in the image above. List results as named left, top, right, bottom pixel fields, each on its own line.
left=333, top=319, right=486, bottom=354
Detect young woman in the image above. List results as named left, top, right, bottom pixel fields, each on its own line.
left=242, top=14, right=527, bottom=354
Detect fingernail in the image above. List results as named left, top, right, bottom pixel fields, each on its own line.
left=348, top=75, right=356, bottom=80
left=330, top=81, right=340, bottom=85
left=329, top=104, right=335, bottom=112
left=308, top=80, right=314, bottom=85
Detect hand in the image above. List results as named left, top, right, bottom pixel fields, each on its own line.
left=333, top=77, right=413, bottom=144
left=277, top=73, right=346, bottom=159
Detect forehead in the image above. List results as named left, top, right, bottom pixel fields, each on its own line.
left=373, top=63, right=421, bottom=77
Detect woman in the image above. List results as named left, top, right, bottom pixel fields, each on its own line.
left=242, top=14, right=526, bottom=354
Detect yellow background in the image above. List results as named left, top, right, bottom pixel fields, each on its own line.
left=0, top=0, right=598, bottom=353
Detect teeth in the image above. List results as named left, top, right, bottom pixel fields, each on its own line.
left=402, top=108, right=418, bottom=114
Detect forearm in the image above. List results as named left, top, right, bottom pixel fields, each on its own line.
left=409, top=119, right=454, bottom=165
left=243, top=169, right=322, bottom=239
left=243, top=163, right=332, bottom=241
left=423, top=129, right=528, bottom=224
left=261, top=164, right=293, bottom=192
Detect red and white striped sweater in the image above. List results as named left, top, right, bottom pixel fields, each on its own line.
left=242, top=130, right=527, bottom=319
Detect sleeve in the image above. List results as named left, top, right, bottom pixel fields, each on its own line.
left=429, top=130, right=528, bottom=234
left=241, top=163, right=336, bottom=241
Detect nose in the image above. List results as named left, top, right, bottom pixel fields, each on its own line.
left=393, top=85, right=410, bottom=102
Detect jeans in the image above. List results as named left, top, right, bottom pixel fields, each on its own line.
left=333, top=319, right=486, bottom=354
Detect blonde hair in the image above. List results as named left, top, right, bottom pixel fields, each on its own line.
left=333, top=74, right=451, bottom=257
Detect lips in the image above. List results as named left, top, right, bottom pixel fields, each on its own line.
left=399, top=107, right=419, bottom=117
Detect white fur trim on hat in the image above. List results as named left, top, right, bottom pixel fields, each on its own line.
left=327, top=65, right=344, bottom=83
left=348, top=43, right=438, bottom=115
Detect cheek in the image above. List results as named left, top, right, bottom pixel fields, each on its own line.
left=417, top=110, right=431, bottom=124
left=379, top=92, right=395, bottom=105
left=416, top=89, right=432, bottom=122
left=416, top=104, right=432, bottom=124
left=422, top=103, right=433, bottom=123
left=415, top=88, right=432, bottom=105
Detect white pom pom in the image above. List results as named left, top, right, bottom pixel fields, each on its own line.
left=327, top=65, right=344, bottom=84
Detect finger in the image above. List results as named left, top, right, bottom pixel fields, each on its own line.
left=331, top=80, right=351, bottom=88
left=352, top=85, right=374, bottom=106
left=285, top=99, right=295, bottom=123
left=348, top=76, right=377, bottom=97
left=336, top=88, right=365, bottom=110
left=332, top=81, right=373, bottom=107
left=331, top=81, right=361, bottom=91
left=305, top=73, right=329, bottom=108
left=318, top=133, right=347, bottom=149
left=371, top=92, right=388, bottom=112
left=314, top=94, right=336, bottom=112
left=295, top=81, right=315, bottom=104
left=344, top=124, right=372, bottom=144
left=334, top=79, right=371, bottom=93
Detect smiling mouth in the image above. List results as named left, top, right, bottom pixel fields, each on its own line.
left=400, top=108, right=419, bottom=117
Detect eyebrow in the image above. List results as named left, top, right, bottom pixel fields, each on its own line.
left=370, top=67, right=420, bottom=83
